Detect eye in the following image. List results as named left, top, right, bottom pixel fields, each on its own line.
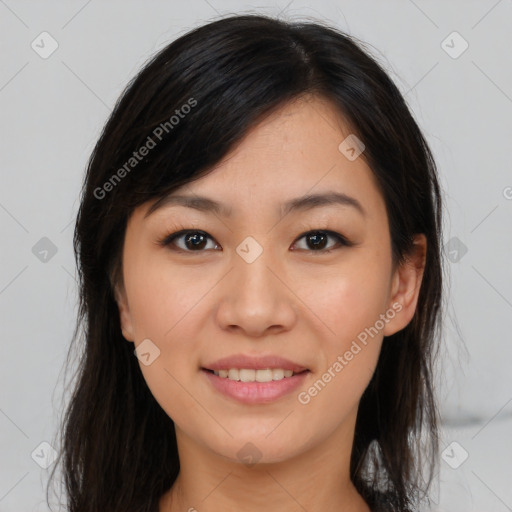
left=292, top=230, right=352, bottom=253
left=158, top=228, right=352, bottom=254
left=159, top=230, right=221, bottom=252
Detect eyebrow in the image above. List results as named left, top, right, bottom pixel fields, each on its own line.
left=144, top=191, right=366, bottom=218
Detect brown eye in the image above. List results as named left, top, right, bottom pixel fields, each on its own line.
left=162, top=230, right=220, bottom=251
left=292, top=230, right=351, bottom=252
left=183, top=232, right=208, bottom=250
left=305, top=232, right=328, bottom=250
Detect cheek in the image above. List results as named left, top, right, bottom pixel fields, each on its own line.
left=296, top=249, right=391, bottom=405
left=124, top=251, right=216, bottom=341
left=300, top=260, right=391, bottom=347
left=296, top=272, right=387, bottom=427
left=124, top=258, right=212, bottom=424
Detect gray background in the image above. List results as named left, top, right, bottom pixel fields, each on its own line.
left=1, top=0, right=511, bottom=510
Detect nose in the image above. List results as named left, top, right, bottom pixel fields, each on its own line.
left=214, top=248, right=298, bottom=338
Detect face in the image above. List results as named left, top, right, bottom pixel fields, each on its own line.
left=116, top=95, right=425, bottom=465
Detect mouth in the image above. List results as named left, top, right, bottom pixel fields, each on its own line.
left=201, top=361, right=310, bottom=404
left=202, top=367, right=309, bottom=382
left=201, top=354, right=311, bottom=403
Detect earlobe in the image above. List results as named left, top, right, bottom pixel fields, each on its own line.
left=114, top=284, right=135, bottom=342
left=383, top=234, right=427, bottom=337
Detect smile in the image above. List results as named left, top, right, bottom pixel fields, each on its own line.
left=212, top=368, right=299, bottom=382
left=202, top=368, right=310, bottom=404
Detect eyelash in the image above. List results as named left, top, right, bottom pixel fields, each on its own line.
left=157, top=225, right=354, bottom=254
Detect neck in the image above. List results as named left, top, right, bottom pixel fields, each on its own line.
left=160, top=415, right=370, bottom=512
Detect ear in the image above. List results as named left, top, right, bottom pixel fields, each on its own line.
left=383, top=234, right=427, bottom=337
left=114, top=282, right=135, bottom=342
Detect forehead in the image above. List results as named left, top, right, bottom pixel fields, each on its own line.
left=141, top=95, right=386, bottom=223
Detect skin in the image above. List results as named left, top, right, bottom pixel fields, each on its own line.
left=115, top=94, right=426, bottom=512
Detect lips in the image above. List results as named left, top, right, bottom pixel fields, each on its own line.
left=201, top=354, right=310, bottom=404
left=202, top=368, right=309, bottom=404
left=202, top=354, right=309, bottom=373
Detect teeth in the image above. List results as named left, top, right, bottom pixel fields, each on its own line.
left=212, top=368, right=296, bottom=382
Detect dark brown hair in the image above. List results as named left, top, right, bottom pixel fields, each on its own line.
left=49, top=14, right=443, bottom=512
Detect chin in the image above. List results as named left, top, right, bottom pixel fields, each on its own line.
left=205, top=431, right=310, bottom=467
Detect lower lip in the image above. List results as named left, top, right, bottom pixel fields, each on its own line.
left=202, top=369, right=310, bottom=404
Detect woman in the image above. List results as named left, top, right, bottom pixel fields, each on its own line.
left=50, top=14, right=444, bottom=512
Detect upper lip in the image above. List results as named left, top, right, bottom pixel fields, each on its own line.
left=203, top=354, right=309, bottom=373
